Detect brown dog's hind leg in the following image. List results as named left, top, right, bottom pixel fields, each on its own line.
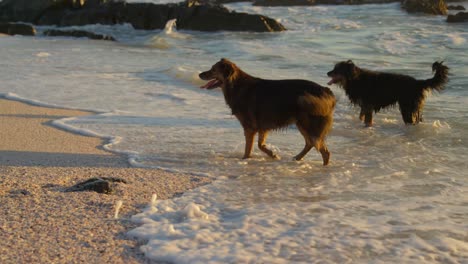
left=258, top=131, right=279, bottom=159
left=294, top=144, right=313, bottom=161
left=318, top=142, right=330, bottom=166
left=294, top=125, right=313, bottom=161
left=243, top=129, right=256, bottom=159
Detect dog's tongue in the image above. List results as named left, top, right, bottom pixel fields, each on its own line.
left=200, top=79, right=218, bottom=89
left=327, top=77, right=337, bottom=85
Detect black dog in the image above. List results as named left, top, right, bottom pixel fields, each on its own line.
left=327, top=60, right=449, bottom=126
left=199, top=58, right=336, bottom=165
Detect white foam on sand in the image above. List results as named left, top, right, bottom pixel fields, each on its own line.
left=128, top=172, right=468, bottom=263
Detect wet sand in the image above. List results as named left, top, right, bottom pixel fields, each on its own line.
left=0, top=98, right=210, bottom=263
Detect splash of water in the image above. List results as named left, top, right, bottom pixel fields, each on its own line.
left=164, top=19, right=177, bottom=35
left=146, top=19, right=190, bottom=48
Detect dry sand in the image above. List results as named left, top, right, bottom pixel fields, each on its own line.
left=0, top=99, right=211, bottom=263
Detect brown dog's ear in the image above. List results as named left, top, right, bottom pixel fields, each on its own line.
left=222, top=61, right=235, bottom=78
left=219, top=58, right=234, bottom=76
left=219, top=59, right=238, bottom=86
left=346, top=60, right=354, bottom=65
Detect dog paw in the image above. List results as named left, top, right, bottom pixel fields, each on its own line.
left=272, top=154, right=281, bottom=160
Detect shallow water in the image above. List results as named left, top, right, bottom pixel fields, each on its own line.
left=1, top=2, right=468, bottom=263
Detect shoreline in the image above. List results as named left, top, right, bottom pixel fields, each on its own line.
left=0, top=98, right=211, bottom=263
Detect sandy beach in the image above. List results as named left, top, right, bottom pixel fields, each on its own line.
left=0, top=98, right=210, bottom=263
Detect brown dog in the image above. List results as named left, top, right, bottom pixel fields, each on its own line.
left=199, top=58, right=336, bottom=165
left=327, top=60, right=449, bottom=126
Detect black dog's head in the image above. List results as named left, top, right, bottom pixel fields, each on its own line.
left=327, top=60, right=360, bottom=86
left=199, top=58, right=237, bottom=90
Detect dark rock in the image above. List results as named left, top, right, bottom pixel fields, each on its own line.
left=65, top=177, right=127, bottom=194
left=447, top=11, right=468, bottom=22
left=0, top=0, right=84, bottom=23
left=401, top=0, right=448, bottom=15
left=36, top=1, right=127, bottom=26
left=2, top=0, right=286, bottom=32
left=447, top=5, right=466, bottom=10
left=43, top=29, right=116, bottom=41
left=120, top=2, right=286, bottom=32
left=100, top=177, right=128, bottom=184
left=253, top=0, right=399, bottom=6
left=9, top=189, right=32, bottom=196
left=0, top=22, right=36, bottom=36
left=120, top=3, right=172, bottom=30
left=253, top=0, right=316, bottom=6
left=174, top=4, right=286, bottom=32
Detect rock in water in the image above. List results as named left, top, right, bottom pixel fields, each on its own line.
left=1, top=0, right=286, bottom=32
left=401, top=0, right=448, bottom=15
left=0, top=22, right=36, bottom=36
left=447, top=11, right=468, bottom=23
left=44, top=29, right=115, bottom=41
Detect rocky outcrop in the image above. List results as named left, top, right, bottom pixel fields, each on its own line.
left=174, top=4, right=286, bottom=31
left=44, top=29, right=116, bottom=41
left=447, top=11, right=468, bottom=22
left=447, top=5, right=466, bottom=11
left=253, top=0, right=316, bottom=6
left=401, top=0, right=448, bottom=15
left=253, top=0, right=399, bottom=6
left=0, top=0, right=286, bottom=32
left=0, top=22, right=36, bottom=36
left=0, top=0, right=85, bottom=23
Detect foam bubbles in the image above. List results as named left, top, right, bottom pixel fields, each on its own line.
left=36, top=52, right=50, bottom=57
left=376, top=32, right=415, bottom=55
left=447, top=33, right=466, bottom=46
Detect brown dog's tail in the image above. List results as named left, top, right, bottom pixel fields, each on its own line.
left=418, top=61, right=449, bottom=92
left=298, top=92, right=336, bottom=116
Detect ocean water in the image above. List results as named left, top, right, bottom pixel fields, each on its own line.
left=1, top=2, right=468, bottom=263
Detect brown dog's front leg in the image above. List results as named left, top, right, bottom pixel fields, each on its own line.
left=258, top=131, right=279, bottom=159
left=243, top=129, right=256, bottom=159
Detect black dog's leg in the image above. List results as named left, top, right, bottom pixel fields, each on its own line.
left=362, top=107, right=373, bottom=127
left=401, top=110, right=415, bottom=125
left=364, top=112, right=373, bottom=127
left=415, top=99, right=425, bottom=124
left=359, top=106, right=373, bottom=127
left=399, top=100, right=422, bottom=125
left=359, top=108, right=366, bottom=122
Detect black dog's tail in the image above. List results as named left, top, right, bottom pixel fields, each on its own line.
left=418, top=61, right=449, bottom=92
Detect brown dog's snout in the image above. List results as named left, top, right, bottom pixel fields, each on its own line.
left=327, top=70, right=333, bottom=77
left=199, top=71, right=208, bottom=80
